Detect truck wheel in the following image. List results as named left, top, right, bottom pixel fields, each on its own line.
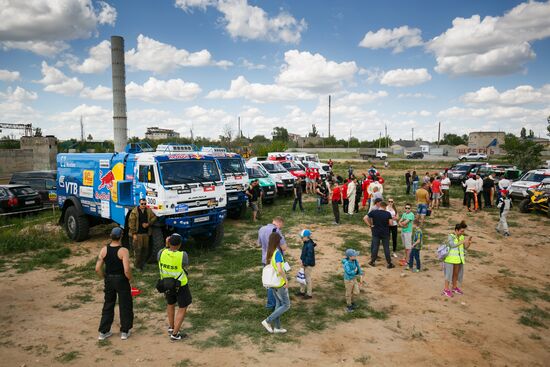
left=519, top=198, right=531, bottom=213
left=227, top=203, right=247, bottom=219
left=264, top=198, right=274, bottom=205
left=149, top=226, right=165, bottom=262
left=64, top=206, right=89, bottom=241
left=195, top=224, right=224, bottom=248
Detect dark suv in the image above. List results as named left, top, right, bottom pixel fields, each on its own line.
left=0, top=185, right=43, bottom=214
left=9, top=170, right=57, bottom=206
left=406, top=151, right=424, bottom=159
left=446, top=162, right=486, bottom=183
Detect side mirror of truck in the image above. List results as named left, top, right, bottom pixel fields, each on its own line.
left=116, top=180, right=133, bottom=206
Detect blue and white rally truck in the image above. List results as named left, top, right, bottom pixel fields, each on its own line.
left=57, top=143, right=227, bottom=251
left=200, top=147, right=249, bottom=219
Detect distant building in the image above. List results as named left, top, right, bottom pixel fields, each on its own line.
left=468, top=131, right=506, bottom=155
left=145, top=127, right=180, bottom=140
left=288, top=133, right=301, bottom=143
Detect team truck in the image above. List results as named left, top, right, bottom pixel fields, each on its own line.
left=200, top=147, right=249, bottom=219
left=359, top=148, right=388, bottom=160
left=56, top=143, right=227, bottom=253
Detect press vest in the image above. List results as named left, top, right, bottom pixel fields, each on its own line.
left=270, top=249, right=286, bottom=288
left=444, top=234, right=465, bottom=264
left=159, top=249, right=188, bottom=286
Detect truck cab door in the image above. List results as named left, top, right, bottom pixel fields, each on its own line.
left=137, top=164, right=160, bottom=208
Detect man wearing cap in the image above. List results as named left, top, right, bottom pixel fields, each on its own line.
left=96, top=227, right=134, bottom=341
left=158, top=234, right=191, bottom=341
left=298, top=229, right=316, bottom=299
left=365, top=201, right=395, bottom=268
left=128, top=198, right=157, bottom=270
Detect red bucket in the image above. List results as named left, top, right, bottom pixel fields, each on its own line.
left=131, top=287, right=141, bottom=297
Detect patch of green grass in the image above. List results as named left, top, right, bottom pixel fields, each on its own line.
left=14, top=247, right=71, bottom=273
left=97, top=339, right=111, bottom=348
left=354, top=354, right=371, bottom=365
left=498, top=268, right=516, bottom=277
left=467, top=249, right=489, bottom=259
left=528, top=333, right=542, bottom=340
left=53, top=303, right=81, bottom=311
left=508, top=286, right=550, bottom=303
left=174, top=360, right=193, bottom=367
left=55, top=351, right=81, bottom=363
left=519, top=306, right=549, bottom=328
left=68, top=293, right=93, bottom=303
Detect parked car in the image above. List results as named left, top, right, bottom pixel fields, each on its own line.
left=458, top=152, right=487, bottom=161
left=406, top=151, right=424, bottom=159
left=446, top=162, right=486, bottom=183
left=9, top=170, right=57, bottom=206
left=0, top=185, right=43, bottom=214
left=470, top=165, right=522, bottom=180
left=508, top=169, right=550, bottom=201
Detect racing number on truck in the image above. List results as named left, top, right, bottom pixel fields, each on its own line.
left=146, top=197, right=156, bottom=205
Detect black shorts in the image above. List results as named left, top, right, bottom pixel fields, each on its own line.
left=165, top=284, right=192, bottom=308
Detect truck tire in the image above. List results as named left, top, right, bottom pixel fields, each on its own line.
left=64, top=205, right=89, bottom=241
left=227, top=203, right=247, bottom=219
left=519, top=198, right=531, bottom=213
left=195, top=224, right=224, bottom=248
left=149, top=226, right=165, bottom=262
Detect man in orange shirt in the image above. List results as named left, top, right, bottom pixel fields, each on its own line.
left=415, top=183, right=431, bottom=226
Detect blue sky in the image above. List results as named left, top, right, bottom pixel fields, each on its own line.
left=1, top=0, right=549, bottom=142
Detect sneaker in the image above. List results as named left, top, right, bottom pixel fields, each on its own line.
left=121, top=331, right=131, bottom=340
left=346, top=305, right=354, bottom=313
left=273, top=328, right=287, bottom=334
left=452, top=287, right=464, bottom=295
left=261, top=319, right=273, bottom=333
left=404, top=265, right=410, bottom=270
left=504, top=232, right=510, bottom=237
left=170, top=332, right=188, bottom=341
left=303, top=295, right=313, bottom=299
left=392, top=252, right=398, bottom=258
left=98, top=331, right=112, bottom=341
left=351, top=302, right=357, bottom=309
left=387, top=263, right=395, bottom=269
left=295, top=291, right=306, bottom=297
left=413, top=269, right=420, bottom=273
left=442, top=289, right=453, bottom=298
left=368, top=261, right=375, bottom=267
left=168, top=327, right=174, bottom=335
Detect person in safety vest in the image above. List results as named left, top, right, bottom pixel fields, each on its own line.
left=158, top=234, right=192, bottom=341
left=442, top=220, right=473, bottom=298
left=261, top=232, right=290, bottom=334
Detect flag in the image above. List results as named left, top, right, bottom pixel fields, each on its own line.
left=486, top=138, right=498, bottom=148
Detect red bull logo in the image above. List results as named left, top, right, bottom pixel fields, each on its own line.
left=98, top=170, right=115, bottom=190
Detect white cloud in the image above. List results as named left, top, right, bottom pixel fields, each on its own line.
left=359, top=26, right=423, bottom=53
left=206, top=75, right=315, bottom=102
left=1, top=40, right=69, bottom=57
left=462, top=84, right=550, bottom=106
left=0, top=100, right=39, bottom=124
left=70, top=40, right=111, bottom=73
left=276, top=50, right=358, bottom=92
left=397, top=110, right=432, bottom=117
left=125, top=34, right=229, bottom=73
left=397, top=92, right=435, bottom=99
left=0, top=86, right=38, bottom=102
left=380, top=68, right=431, bottom=87
left=126, top=77, right=201, bottom=102
left=427, top=1, right=550, bottom=76
left=36, top=62, right=84, bottom=95
left=48, top=104, right=112, bottom=139
left=176, top=0, right=307, bottom=43
left=0, top=69, right=20, bottom=81
left=80, top=85, right=111, bottom=100
left=240, top=59, right=266, bottom=70
left=0, top=0, right=117, bottom=56
left=337, top=91, right=389, bottom=105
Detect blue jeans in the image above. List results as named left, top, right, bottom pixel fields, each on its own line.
left=412, top=181, right=419, bottom=193
left=417, top=203, right=428, bottom=215
left=408, top=248, right=420, bottom=270
left=266, top=288, right=276, bottom=309
left=266, top=286, right=290, bottom=329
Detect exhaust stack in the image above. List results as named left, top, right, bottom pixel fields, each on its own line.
left=111, top=35, right=127, bottom=152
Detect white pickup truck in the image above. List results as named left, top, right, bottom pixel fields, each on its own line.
left=459, top=152, right=487, bottom=161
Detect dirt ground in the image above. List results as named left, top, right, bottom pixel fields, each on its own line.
left=1, top=170, right=549, bottom=366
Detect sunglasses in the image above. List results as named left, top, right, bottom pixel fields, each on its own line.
left=388, top=201, right=394, bottom=203
left=140, top=202, right=147, bottom=205
left=405, top=207, right=411, bottom=210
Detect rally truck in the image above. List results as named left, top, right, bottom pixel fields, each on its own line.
left=200, top=147, right=249, bottom=219
left=57, top=143, right=227, bottom=252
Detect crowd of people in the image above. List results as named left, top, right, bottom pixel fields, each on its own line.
left=94, top=162, right=505, bottom=340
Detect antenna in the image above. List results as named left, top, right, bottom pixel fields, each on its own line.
left=437, top=121, right=441, bottom=147
left=328, top=95, right=331, bottom=138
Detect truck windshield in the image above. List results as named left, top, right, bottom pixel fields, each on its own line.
left=520, top=172, right=548, bottom=182
left=247, top=167, right=267, bottom=179
left=281, top=162, right=300, bottom=171
left=262, top=162, right=286, bottom=173
left=160, top=160, right=221, bottom=185
left=218, top=158, right=245, bottom=175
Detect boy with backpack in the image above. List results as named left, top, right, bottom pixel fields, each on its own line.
left=406, top=219, right=423, bottom=272
left=298, top=229, right=316, bottom=299
left=342, top=249, right=364, bottom=312
left=496, top=190, right=512, bottom=237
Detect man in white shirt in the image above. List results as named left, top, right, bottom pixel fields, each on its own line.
left=347, top=177, right=357, bottom=215
left=463, top=174, right=477, bottom=212
left=475, top=174, right=484, bottom=211
left=441, top=173, right=451, bottom=207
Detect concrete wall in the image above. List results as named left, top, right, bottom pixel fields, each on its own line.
left=0, top=149, right=34, bottom=183
left=20, top=136, right=57, bottom=170
left=468, top=131, right=506, bottom=155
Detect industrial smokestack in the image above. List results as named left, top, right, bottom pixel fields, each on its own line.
left=111, top=36, right=127, bottom=152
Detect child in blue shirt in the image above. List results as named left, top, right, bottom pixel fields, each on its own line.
left=342, top=249, right=364, bottom=312
left=406, top=219, right=423, bottom=272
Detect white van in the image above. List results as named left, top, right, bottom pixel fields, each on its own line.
left=254, top=160, right=296, bottom=195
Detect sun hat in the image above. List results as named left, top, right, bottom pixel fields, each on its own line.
left=300, top=229, right=312, bottom=238
left=345, top=249, right=359, bottom=257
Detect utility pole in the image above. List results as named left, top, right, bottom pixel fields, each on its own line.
left=190, top=122, right=194, bottom=143
left=80, top=115, right=84, bottom=142
left=348, top=128, right=351, bottom=149
left=328, top=95, right=331, bottom=138
left=385, top=123, right=388, bottom=148
left=238, top=116, right=241, bottom=139
left=437, top=121, right=441, bottom=147
left=412, top=128, right=414, bottom=141
left=378, top=132, right=382, bottom=149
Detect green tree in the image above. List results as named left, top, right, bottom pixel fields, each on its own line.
left=440, top=133, right=468, bottom=146
left=255, top=140, right=288, bottom=156
left=501, top=135, right=544, bottom=171
left=547, top=115, right=550, bottom=137
left=308, top=124, right=319, bottom=137
left=520, top=127, right=527, bottom=138
left=251, top=134, right=269, bottom=143
left=272, top=126, right=289, bottom=142
left=528, top=129, right=535, bottom=138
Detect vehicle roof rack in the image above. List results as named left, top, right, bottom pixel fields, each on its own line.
left=126, top=142, right=154, bottom=153
left=156, top=144, right=197, bottom=153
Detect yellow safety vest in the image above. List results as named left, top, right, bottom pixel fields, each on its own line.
left=159, top=249, right=188, bottom=286
left=270, top=249, right=286, bottom=288
left=444, top=234, right=465, bottom=264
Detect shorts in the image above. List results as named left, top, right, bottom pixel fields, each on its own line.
left=306, top=178, right=312, bottom=183
left=417, top=204, right=428, bottom=215
left=401, top=232, right=412, bottom=249
left=432, top=193, right=441, bottom=200
left=165, top=284, right=193, bottom=308
left=250, top=202, right=259, bottom=211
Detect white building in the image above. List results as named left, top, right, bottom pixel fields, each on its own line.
left=145, top=127, right=180, bottom=140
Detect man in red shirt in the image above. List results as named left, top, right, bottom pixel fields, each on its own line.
left=431, top=176, right=442, bottom=210
left=331, top=180, right=342, bottom=224
left=342, top=179, right=349, bottom=213
left=305, top=167, right=312, bottom=194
